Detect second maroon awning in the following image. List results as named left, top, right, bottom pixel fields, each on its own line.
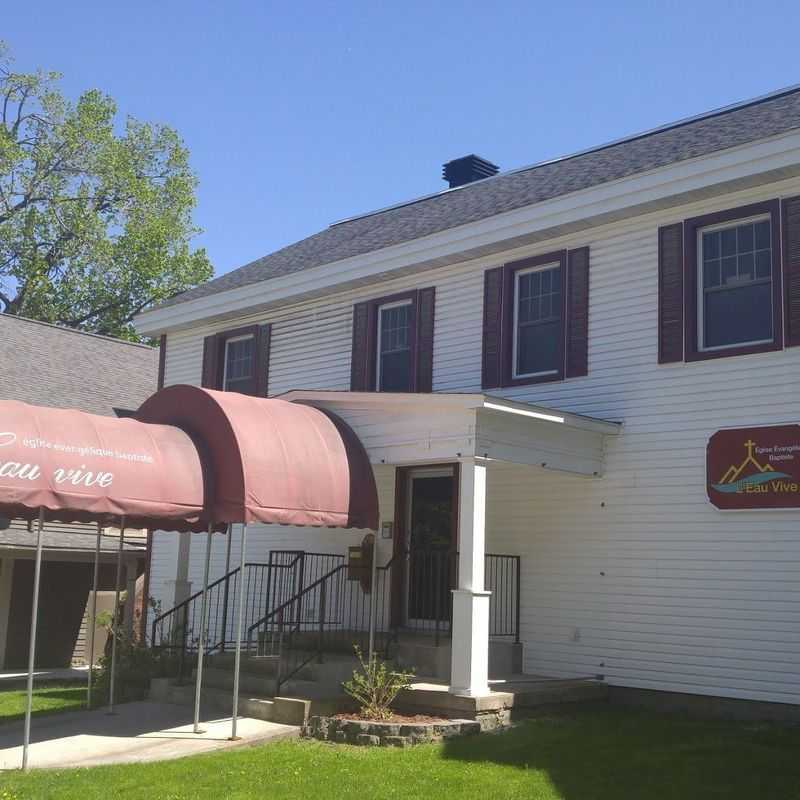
left=136, top=385, right=378, bottom=530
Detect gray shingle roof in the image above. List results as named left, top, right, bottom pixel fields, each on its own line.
left=0, top=521, right=146, bottom=552
left=162, top=86, right=800, bottom=309
left=0, top=315, right=158, bottom=416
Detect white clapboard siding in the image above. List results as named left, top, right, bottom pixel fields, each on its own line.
left=154, top=174, right=800, bottom=704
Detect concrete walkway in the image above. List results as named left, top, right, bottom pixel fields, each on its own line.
left=0, top=666, right=89, bottom=683
left=0, top=701, right=298, bottom=770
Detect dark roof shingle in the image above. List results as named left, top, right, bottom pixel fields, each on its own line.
left=164, top=87, right=800, bottom=308
left=0, top=315, right=158, bottom=416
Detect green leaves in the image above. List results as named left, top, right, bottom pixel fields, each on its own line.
left=0, top=43, right=211, bottom=340
left=342, top=645, right=415, bottom=721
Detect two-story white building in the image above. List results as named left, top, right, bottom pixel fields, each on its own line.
left=136, top=87, right=800, bottom=712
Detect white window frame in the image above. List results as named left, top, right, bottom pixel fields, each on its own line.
left=222, top=333, right=255, bottom=391
left=696, top=213, right=774, bottom=353
left=512, top=261, right=562, bottom=380
left=375, top=299, right=413, bottom=391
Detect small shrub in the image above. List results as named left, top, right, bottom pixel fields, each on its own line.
left=342, top=646, right=414, bottom=721
left=90, top=619, right=177, bottom=707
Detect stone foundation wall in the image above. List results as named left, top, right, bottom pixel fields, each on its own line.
left=302, top=716, right=481, bottom=747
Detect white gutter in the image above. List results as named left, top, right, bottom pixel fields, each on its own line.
left=136, top=130, right=800, bottom=336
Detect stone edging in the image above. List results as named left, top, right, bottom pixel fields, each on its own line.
left=302, top=715, right=481, bottom=747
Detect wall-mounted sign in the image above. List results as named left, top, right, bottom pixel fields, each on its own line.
left=707, top=425, right=800, bottom=510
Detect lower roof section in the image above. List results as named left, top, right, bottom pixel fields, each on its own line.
left=281, top=390, right=621, bottom=477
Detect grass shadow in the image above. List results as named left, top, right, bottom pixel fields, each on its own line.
left=440, top=703, right=800, bottom=800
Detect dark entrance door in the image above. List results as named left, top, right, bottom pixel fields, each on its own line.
left=406, top=470, right=455, bottom=623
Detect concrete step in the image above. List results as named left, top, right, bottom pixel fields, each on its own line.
left=157, top=682, right=310, bottom=725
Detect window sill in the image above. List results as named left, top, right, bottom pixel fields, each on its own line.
left=685, top=339, right=782, bottom=362
left=499, top=370, right=565, bottom=388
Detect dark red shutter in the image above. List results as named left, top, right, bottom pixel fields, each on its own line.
left=658, top=223, right=685, bottom=364
left=415, top=287, right=436, bottom=393
left=481, top=267, right=505, bottom=389
left=566, top=247, right=590, bottom=378
left=157, top=334, right=167, bottom=389
left=201, top=334, right=220, bottom=388
left=254, top=323, right=272, bottom=396
left=350, top=301, right=372, bottom=390
left=782, top=196, right=800, bottom=347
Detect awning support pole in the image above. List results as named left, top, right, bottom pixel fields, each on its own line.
left=21, top=508, right=45, bottom=772
left=87, top=522, right=102, bottom=709
left=229, top=522, right=247, bottom=741
left=220, top=523, right=233, bottom=652
left=108, top=516, right=125, bottom=715
left=193, top=521, right=214, bottom=734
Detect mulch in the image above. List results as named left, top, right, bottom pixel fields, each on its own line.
left=332, top=712, right=447, bottom=724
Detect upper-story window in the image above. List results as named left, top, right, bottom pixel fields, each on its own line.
left=376, top=300, right=414, bottom=391
left=481, top=247, right=590, bottom=389
left=698, top=216, right=773, bottom=352
left=222, top=334, right=256, bottom=393
left=350, top=288, right=436, bottom=393
left=658, top=199, right=784, bottom=365
left=201, top=324, right=271, bottom=396
left=513, top=261, right=563, bottom=379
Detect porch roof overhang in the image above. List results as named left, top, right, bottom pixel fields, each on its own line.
left=280, top=390, right=621, bottom=477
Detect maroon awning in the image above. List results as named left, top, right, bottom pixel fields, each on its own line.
left=0, top=399, right=210, bottom=531
left=136, top=385, right=378, bottom=529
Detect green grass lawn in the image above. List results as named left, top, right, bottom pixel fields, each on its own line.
left=2, top=704, right=800, bottom=800
left=0, top=683, right=86, bottom=726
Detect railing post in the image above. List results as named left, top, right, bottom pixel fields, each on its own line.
left=295, top=552, right=306, bottom=629
left=178, top=602, right=189, bottom=682
left=274, top=608, right=284, bottom=696
left=434, top=552, right=442, bottom=647
left=514, top=556, right=521, bottom=645
left=317, top=579, right=326, bottom=664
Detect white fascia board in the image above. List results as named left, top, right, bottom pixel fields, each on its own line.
left=479, top=396, right=621, bottom=435
left=135, top=131, right=800, bottom=336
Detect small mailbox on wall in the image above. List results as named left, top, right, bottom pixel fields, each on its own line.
left=347, top=533, right=375, bottom=592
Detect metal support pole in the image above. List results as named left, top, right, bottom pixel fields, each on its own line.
left=193, top=522, right=214, bottom=734
left=220, top=524, right=233, bottom=652
left=21, top=508, right=45, bottom=772
left=108, top=517, right=125, bottom=714
left=368, top=535, right=378, bottom=662
left=229, top=523, right=247, bottom=740
left=87, top=522, right=102, bottom=709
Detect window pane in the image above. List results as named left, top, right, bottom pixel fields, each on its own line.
left=515, top=265, right=561, bottom=377
left=379, top=349, right=411, bottom=391
left=736, top=224, right=754, bottom=252
left=703, top=259, right=720, bottom=289
left=737, top=252, right=754, bottom=281
left=517, top=320, right=560, bottom=376
left=755, top=250, right=771, bottom=279
left=704, top=283, right=772, bottom=348
left=224, top=336, right=255, bottom=392
left=721, top=228, right=737, bottom=257
left=703, top=231, right=720, bottom=260
left=721, top=257, right=737, bottom=285
left=755, top=220, right=771, bottom=250
left=378, top=303, right=412, bottom=391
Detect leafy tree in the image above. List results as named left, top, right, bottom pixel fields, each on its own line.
left=0, top=43, right=211, bottom=340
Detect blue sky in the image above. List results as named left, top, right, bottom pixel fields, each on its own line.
left=4, top=1, right=800, bottom=278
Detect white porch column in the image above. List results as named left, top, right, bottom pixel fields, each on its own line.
left=449, top=457, right=491, bottom=697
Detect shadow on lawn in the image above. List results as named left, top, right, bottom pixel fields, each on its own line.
left=440, top=703, right=800, bottom=800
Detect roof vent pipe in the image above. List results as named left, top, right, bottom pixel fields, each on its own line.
left=442, top=154, right=499, bottom=188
